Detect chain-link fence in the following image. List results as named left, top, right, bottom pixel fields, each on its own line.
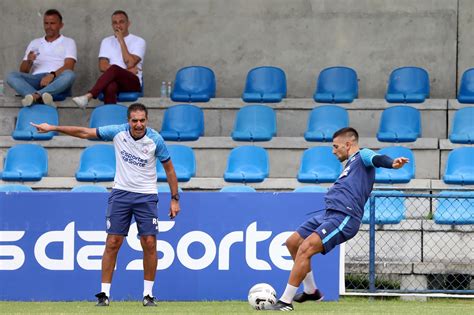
left=345, top=191, right=474, bottom=295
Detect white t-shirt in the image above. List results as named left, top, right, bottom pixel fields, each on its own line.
left=23, top=35, right=77, bottom=75
left=98, top=34, right=146, bottom=85
left=97, top=124, right=170, bottom=194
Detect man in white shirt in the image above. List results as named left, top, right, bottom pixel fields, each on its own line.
left=32, top=103, right=180, bottom=307
left=6, top=9, right=76, bottom=107
left=73, top=10, right=145, bottom=107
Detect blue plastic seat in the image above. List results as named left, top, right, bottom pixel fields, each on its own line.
left=75, top=144, right=115, bottom=182
left=293, top=186, right=328, bottom=193
left=434, top=191, right=474, bottom=224
left=457, top=68, right=474, bottom=103
left=170, top=66, right=216, bottom=102
left=231, top=105, right=276, bottom=141
left=160, top=104, right=204, bottom=141
left=242, top=66, right=286, bottom=103
left=224, top=146, right=269, bottom=183
left=313, top=66, right=358, bottom=103
left=157, top=145, right=196, bottom=182
left=12, top=105, right=59, bottom=140
left=157, top=185, right=183, bottom=193
left=89, top=104, right=128, bottom=128
left=377, top=105, right=421, bottom=142
left=449, top=107, right=474, bottom=144
left=304, top=105, right=349, bottom=142
left=1, top=144, right=48, bottom=181
left=0, top=184, right=34, bottom=192
left=71, top=185, right=108, bottom=192
left=443, top=147, right=474, bottom=185
left=362, top=190, right=406, bottom=224
left=220, top=185, right=257, bottom=192
left=375, top=146, right=415, bottom=184
left=98, top=83, right=144, bottom=102
left=297, top=146, right=342, bottom=183
left=385, top=67, right=429, bottom=103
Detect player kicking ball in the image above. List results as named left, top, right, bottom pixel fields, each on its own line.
left=264, top=127, right=409, bottom=311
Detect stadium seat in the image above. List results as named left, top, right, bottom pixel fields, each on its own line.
left=293, top=186, right=328, bottom=193
left=75, top=144, right=115, bottom=182
left=362, top=190, right=406, bottom=224
left=443, top=147, right=474, bottom=185
left=385, top=67, right=430, bottom=103
left=242, top=66, right=286, bottom=103
left=71, top=185, right=108, bottom=192
left=1, top=144, right=48, bottom=181
left=157, top=185, right=183, bottom=193
left=224, top=146, right=269, bottom=183
left=98, top=83, right=144, bottom=102
left=160, top=104, right=204, bottom=141
left=375, top=146, right=415, bottom=184
left=220, top=185, right=257, bottom=192
left=434, top=191, right=474, bottom=225
left=231, top=105, right=276, bottom=141
left=313, top=66, right=358, bottom=103
left=304, top=105, right=349, bottom=142
left=170, top=66, right=216, bottom=102
left=297, top=146, right=342, bottom=183
left=12, top=104, right=59, bottom=140
left=89, top=104, right=128, bottom=128
left=457, top=68, right=474, bottom=103
left=0, top=184, right=33, bottom=192
left=157, top=145, right=196, bottom=182
left=377, top=105, right=421, bottom=142
left=449, top=107, right=474, bottom=144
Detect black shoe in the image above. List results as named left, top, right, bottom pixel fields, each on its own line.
left=262, top=300, right=294, bottom=311
left=143, top=294, right=157, bottom=306
left=95, top=292, right=109, bottom=306
left=293, top=289, right=324, bottom=303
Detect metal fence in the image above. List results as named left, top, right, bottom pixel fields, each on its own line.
left=344, top=191, right=474, bottom=295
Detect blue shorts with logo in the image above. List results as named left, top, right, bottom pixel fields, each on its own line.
left=296, top=209, right=361, bottom=254
left=106, top=189, right=159, bottom=236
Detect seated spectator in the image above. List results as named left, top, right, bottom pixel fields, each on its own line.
left=73, top=10, right=145, bottom=107
left=6, top=9, right=76, bottom=107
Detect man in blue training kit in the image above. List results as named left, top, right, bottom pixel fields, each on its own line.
left=32, top=103, right=180, bottom=307
left=265, top=127, right=409, bottom=311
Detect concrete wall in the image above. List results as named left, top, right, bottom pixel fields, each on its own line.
left=0, top=0, right=461, bottom=98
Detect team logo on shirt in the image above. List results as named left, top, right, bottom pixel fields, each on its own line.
left=339, top=165, right=351, bottom=178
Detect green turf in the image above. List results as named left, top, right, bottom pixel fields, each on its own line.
left=0, top=297, right=472, bottom=314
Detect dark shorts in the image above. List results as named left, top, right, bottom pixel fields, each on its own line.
left=296, top=209, right=361, bottom=254
left=106, top=189, right=159, bottom=236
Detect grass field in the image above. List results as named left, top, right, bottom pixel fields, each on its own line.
left=0, top=297, right=473, bottom=314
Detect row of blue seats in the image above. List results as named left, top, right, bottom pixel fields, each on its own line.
left=1, top=183, right=472, bottom=225
left=1, top=143, right=473, bottom=185
left=12, top=103, right=474, bottom=144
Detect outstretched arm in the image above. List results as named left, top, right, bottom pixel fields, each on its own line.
left=30, top=122, right=98, bottom=139
left=372, top=154, right=409, bottom=169
left=162, top=159, right=181, bottom=219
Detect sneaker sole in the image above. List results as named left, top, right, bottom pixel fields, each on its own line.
left=42, top=93, right=56, bottom=107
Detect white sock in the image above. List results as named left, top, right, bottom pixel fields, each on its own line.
left=101, top=283, right=111, bottom=297
left=280, top=284, right=298, bottom=304
left=143, top=280, right=154, bottom=297
left=302, top=271, right=317, bottom=294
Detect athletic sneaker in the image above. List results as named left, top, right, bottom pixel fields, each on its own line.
left=95, top=292, right=109, bottom=306
left=293, top=289, right=324, bottom=303
left=262, top=300, right=294, bottom=311
left=72, top=95, right=89, bottom=108
left=143, top=294, right=157, bottom=306
left=41, top=92, right=55, bottom=107
left=21, top=94, right=34, bottom=107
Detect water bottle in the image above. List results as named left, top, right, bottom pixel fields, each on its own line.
left=160, top=81, right=167, bottom=98
left=0, top=80, right=4, bottom=97
left=167, top=81, right=172, bottom=98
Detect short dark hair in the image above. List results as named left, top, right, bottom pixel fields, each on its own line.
left=127, top=103, right=148, bottom=119
left=112, top=10, right=129, bottom=20
left=44, top=9, right=63, bottom=22
left=333, top=127, right=359, bottom=142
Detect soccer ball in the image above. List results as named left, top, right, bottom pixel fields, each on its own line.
left=248, top=283, right=277, bottom=310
